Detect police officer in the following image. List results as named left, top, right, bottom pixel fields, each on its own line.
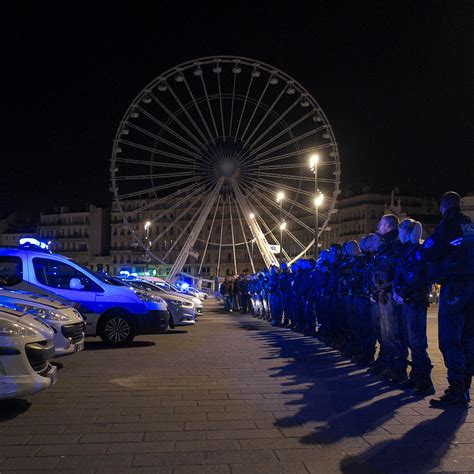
left=371, top=214, right=408, bottom=385
left=393, top=219, right=434, bottom=394
left=327, top=244, right=343, bottom=345
left=269, top=265, right=283, bottom=326
left=279, top=262, right=293, bottom=327
left=424, top=192, right=474, bottom=407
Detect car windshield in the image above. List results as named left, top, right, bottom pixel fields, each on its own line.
left=84, top=269, right=127, bottom=287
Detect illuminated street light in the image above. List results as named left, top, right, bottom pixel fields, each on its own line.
left=309, top=153, right=319, bottom=171
left=144, top=221, right=151, bottom=230
left=276, top=191, right=285, bottom=203
left=279, top=221, right=287, bottom=231
left=314, top=193, right=324, bottom=207
left=249, top=213, right=255, bottom=219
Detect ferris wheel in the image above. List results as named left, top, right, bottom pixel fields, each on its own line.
left=110, top=56, right=341, bottom=278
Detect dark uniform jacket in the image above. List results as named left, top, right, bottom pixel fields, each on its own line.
left=423, top=207, right=474, bottom=281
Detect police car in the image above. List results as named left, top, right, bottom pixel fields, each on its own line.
left=0, top=307, right=57, bottom=399
left=140, top=276, right=204, bottom=317
left=118, top=278, right=196, bottom=327
left=0, top=239, right=169, bottom=345
left=0, top=289, right=85, bottom=357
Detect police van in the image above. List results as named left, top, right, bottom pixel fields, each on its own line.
left=0, top=240, right=169, bottom=345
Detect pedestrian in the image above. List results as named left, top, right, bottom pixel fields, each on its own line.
left=220, top=277, right=233, bottom=311
left=424, top=192, right=474, bottom=407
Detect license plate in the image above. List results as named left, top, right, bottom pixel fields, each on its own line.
left=48, top=364, right=58, bottom=385
left=74, top=340, right=85, bottom=352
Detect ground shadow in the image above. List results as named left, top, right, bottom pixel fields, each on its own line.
left=0, top=398, right=31, bottom=422
left=340, top=408, right=467, bottom=473
left=162, top=329, right=188, bottom=335
left=84, top=340, right=156, bottom=350
left=238, top=314, right=467, bottom=471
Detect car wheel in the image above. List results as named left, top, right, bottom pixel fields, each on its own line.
left=99, top=313, right=136, bottom=344
left=156, top=313, right=170, bottom=334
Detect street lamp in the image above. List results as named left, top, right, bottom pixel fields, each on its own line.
left=249, top=213, right=255, bottom=219
left=276, top=192, right=285, bottom=258
left=313, top=192, right=324, bottom=258
left=144, top=221, right=152, bottom=274
left=279, top=221, right=287, bottom=258
left=309, top=153, right=322, bottom=258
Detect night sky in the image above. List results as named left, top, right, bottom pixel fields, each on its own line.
left=1, top=1, right=473, bottom=218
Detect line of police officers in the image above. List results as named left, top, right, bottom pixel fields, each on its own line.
left=241, top=192, right=474, bottom=408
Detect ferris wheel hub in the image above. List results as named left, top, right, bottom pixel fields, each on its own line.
left=217, top=157, right=238, bottom=177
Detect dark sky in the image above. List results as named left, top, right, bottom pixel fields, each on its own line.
left=1, top=1, right=473, bottom=217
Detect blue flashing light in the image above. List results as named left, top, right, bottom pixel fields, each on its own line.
left=19, top=238, right=49, bottom=250
left=180, top=282, right=190, bottom=290
left=450, top=237, right=463, bottom=247
left=131, top=272, right=138, bottom=277
left=119, top=271, right=130, bottom=277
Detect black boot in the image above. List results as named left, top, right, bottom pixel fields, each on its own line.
left=414, top=377, right=435, bottom=396
left=430, top=382, right=468, bottom=408
left=465, top=375, right=472, bottom=403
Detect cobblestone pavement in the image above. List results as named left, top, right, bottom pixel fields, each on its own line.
left=0, top=302, right=473, bottom=473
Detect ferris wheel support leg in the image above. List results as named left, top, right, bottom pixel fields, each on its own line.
left=231, top=180, right=279, bottom=269
left=167, top=178, right=224, bottom=281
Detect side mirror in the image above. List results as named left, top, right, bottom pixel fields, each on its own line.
left=69, top=278, right=85, bottom=291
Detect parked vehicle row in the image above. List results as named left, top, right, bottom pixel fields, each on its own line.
left=0, top=239, right=208, bottom=401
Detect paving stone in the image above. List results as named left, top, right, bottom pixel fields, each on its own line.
left=175, top=440, right=241, bottom=452
left=206, top=429, right=283, bottom=440
left=106, top=441, right=175, bottom=454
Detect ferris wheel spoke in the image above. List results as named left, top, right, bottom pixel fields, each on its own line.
left=245, top=96, right=301, bottom=151
left=166, top=82, right=210, bottom=146
left=245, top=191, right=305, bottom=251
left=215, top=67, right=226, bottom=140
left=153, top=191, right=206, bottom=252
left=228, top=196, right=238, bottom=276
left=115, top=171, right=195, bottom=181
left=251, top=115, right=324, bottom=157
left=253, top=143, right=337, bottom=167
left=234, top=196, right=256, bottom=274
left=183, top=77, right=216, bottom=144
left=114, top=157, right=192, bottom=169
left=117, top=177, right=197, bottom=200
left=256, top=172, right=336, bottom=184
left=243, top=86, right=287, bottom=149
left=118, top=139, right=196, bottom=165
left=257, top=162, right=335, bottom=170
left=239, top=76, right=272, bottom=142
left=234, top=75, right=254, bottom=142
left=216, top=197, right=226, bottom=277
left=128, top=106, right=199, bottom=157
left=256, top=128, right=321, bottom=160
left=124, top=182, right=201, bottom=218
left=149, top=91, right=205, bottom=149
left=228, top=70, right=237, bottom=138
left=245, top=182, right=314, bottom=233
left=198, top=194, right=221, bottom=274
left=198, top=74, right=220, bottom=139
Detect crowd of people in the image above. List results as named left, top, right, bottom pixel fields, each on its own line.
left=219, top=191, right=474, bottom=408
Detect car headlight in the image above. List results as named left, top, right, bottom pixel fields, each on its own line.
left=168, top=299, right=184, bottom=306
left=0, top=319, right=37, bottom=337
left=16, top=305, right=71, bottom=322
left=135, top=291, right=157, bottom=303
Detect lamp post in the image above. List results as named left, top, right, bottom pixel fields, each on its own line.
left=276, top=192, right=285, bottom=259
left=279, top=221, right=287, bottom=258
left=313, top=192, right=324, bottom=259
left=144, top=221, right=151, bottom=274
left=309, top=154, right=321, bottom=259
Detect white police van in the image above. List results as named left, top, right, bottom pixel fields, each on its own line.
left=0, top=240, right=169, bottom=345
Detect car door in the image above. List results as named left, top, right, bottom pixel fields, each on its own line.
left=28, top=255, right=103, bottom=312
